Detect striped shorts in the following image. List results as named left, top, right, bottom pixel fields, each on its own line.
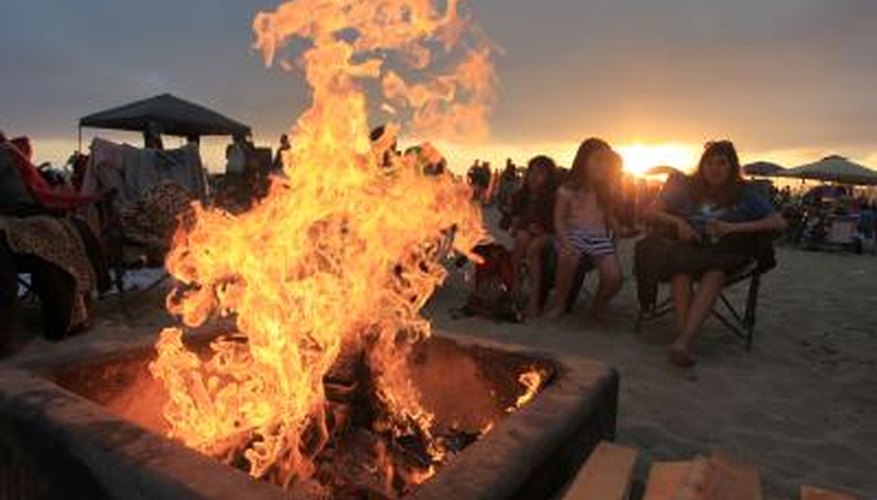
left=566, top=229, right=615, bottom=257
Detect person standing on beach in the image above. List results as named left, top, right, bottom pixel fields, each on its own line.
left=547, top=138, right=629, bottom=321
left=273, top=133, right=291, bottom=173
left=858, top=201, right=875, bottom=254
left=225, top=135, right=247, bottom=177
left=498, top=159, right=519, bottom=214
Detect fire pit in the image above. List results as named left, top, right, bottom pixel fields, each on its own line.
left=0, top=330, right=617, bottom=499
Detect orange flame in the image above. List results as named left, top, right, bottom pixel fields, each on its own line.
left=511, top=368, right=545, bottom=410
left=149, top=0, right=494, bottom=489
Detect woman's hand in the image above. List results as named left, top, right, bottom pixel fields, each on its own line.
left=675, top=218, right=702, bottom=243
left=707, top=220, right=737, bottom=238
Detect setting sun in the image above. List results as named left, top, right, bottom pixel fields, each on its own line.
left=616, top=143, right=699, bottom=177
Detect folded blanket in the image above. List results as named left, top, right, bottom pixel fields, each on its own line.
left=0, top=215, right=95, bottom=328
left=634, top=233, right=777, bottom=312
left=120, top=181, right=195, bottom=262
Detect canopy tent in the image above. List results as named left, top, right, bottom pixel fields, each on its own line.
left=79, top=93, right=251, bottom=144
left=743, top=161, right=785, bottom=177
left=779, top=155, right=877, bottom=186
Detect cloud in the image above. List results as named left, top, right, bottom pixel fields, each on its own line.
left=1, top=0, right=874, bottom=163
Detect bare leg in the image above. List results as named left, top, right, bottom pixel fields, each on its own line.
left=671, top=274, right=693, bottom=334
left=591, top=254, right=623, bottom=321
left=546, top=246, right=581, bottom=319
left=670, top=270, right=726, bottom=365
left=511, top=230, right=530, bottom=294
left=524, top=235, right=550, bottom=317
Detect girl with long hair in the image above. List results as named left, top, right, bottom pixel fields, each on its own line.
left=547, top=138, right=628, bottom=320
left=648, top=140, right=787, bottom=367
left=509, top=155, right=558, bottom=316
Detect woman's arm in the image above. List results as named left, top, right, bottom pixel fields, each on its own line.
left=553, top=188, right=570, bottom=242
left=715, top=212, right=788, bottom=236
left=647, top=198, right=701, bottom=242
left=647, top=198, right=681, bottom=226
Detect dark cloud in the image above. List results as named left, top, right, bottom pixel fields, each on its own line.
left=1, top=0, right=874, bottom=156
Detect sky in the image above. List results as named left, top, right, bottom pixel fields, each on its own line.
left=1, top=0, right=876, bottom=174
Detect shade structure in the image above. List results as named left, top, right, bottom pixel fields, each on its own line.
left=779, top=155, right=877, bottom=186
left=743, top=161, right=785, bottom=177
left=79, top=94, right=251, bottom=138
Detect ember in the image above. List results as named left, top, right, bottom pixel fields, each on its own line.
left=146, top=0, right=520, bottom=496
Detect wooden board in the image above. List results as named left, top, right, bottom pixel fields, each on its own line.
left=700, top=451, right=763, bottom=500
left=801, top=485, right=858, bottom=500
left=642, top=461, right=694, bottom=500
left=666, top=456, right=711, bottom=500
left=563, top=441, right=639, bottom=500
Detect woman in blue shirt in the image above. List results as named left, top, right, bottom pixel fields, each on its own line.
left=648, top=141, right=787, bottom=367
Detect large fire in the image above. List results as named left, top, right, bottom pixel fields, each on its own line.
left=149, top=0, right=502, bottom=495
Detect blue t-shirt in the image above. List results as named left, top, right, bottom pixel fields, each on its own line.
left=660, top=174, right=774, bottom=237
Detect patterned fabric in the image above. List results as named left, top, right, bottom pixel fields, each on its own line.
left=566, top=229, right=616, bottom=257
left=0, top=215, right=95, bottom=327
left=120, top=181, right=194, bottom=255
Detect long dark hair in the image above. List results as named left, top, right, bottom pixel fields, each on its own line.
left=515, top=155, right=558, bottom=207
left=691, top=140, right=743, bottom=207
left=566, top=137, right=620, bottom=208
left=524, top=155, right=557, bottom=194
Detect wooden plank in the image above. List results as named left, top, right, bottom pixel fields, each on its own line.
left=699, top=451, right=763, bottom=500
left=563, top=441, right=639, bottom=500
left=801, top=485, right=858, bottom=500
left=671, top=456, right=711, bottom=500
left=642, top=461, right=694, bottom=500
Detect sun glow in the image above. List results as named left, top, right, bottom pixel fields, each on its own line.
left=616, top=143, right=699, bottom=177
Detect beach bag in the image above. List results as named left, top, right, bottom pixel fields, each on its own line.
left=460, top=243, right=522, bottom=322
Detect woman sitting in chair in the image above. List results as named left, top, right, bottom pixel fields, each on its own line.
left=1, top=135, right=106, bottom=352
left=548, top=139, right=631, bottom=321
left=647, top=141, right=787, bottom=367
left=509, top=155, right=558, bottom=317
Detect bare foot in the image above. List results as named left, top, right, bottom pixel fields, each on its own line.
left=544, top=307, right=565, bottom=320
left=590, top=304, right=610, bottom=324
left=668, top=347, right=696, bottom=368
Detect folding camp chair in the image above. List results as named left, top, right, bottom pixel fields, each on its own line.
left=634, top=260, right=765, bottom=351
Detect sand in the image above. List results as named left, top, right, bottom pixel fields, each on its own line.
left=5, top=214, right=876, bottom=498
left=426, top=227, right=877, bottom=498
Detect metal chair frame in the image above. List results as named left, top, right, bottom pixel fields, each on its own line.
left=634, top=263, right=763, bottom=351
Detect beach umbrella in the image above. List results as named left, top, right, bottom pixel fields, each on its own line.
left=779, top=155, right=877, bottom=186
left=79, top=93, right=251, bottom=140
left=743, top=161, right=785, bottom=177
left=645, top=165, right=682, bottom=177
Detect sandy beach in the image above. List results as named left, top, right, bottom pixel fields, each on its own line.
left=5, top=212, right=876, bottom=499
left=425, top=212, right=877, bottom=498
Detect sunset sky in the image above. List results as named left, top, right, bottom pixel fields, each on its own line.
left=1, top=0, right=876, bottom=174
